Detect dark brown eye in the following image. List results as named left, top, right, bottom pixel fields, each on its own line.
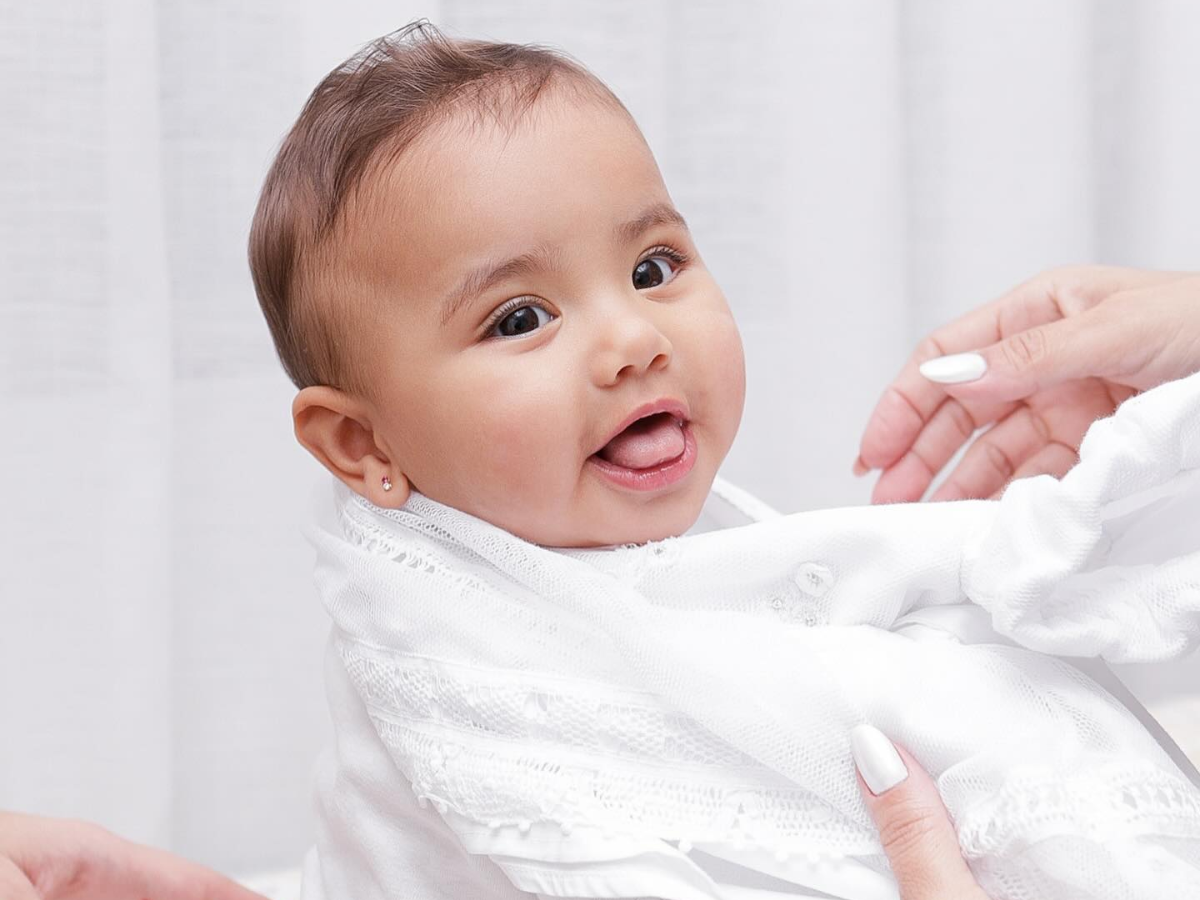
left=493, top=304, right=553, bottom=338
left=632, top=255, right=679, bottom=290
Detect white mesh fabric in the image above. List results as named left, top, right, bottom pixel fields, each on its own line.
left=305, top=371, right=1200, bottom=899
left=963, top=370, right=1200, bottom=662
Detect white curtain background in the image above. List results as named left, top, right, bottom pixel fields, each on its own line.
left=2, top=0, right=1198, bottom=878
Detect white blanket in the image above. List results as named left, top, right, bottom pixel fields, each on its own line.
left=302, top=371, right=1200, bottom=900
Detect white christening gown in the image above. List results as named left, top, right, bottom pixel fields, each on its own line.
left=298, top=373, right=1200, bottom=900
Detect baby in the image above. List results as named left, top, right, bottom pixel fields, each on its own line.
left=251, top=20, right=744, bottom=552
left=250, top=20, right=1200, bottom=900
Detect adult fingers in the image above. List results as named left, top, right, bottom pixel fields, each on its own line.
left=916, top=272, right=1198, bottom=405
left=869, top=396, right=1017, bottom=504
left=854, top=265, right=1185, bottom=476
left=926, top=406, right=1055, bottom=501
left=914, top=305, right=1133, bottom=406
left=856, top=272, right=1068, bottom=476
left=851, top=725, right=989, bottom=900
left=987, top=442, right=1080, bottom=499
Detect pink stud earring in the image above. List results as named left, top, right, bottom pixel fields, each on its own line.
left=382, top=475, right=393, bottom=492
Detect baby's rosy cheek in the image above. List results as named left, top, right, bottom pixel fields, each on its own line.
left=476, top=403, right=556, bottom=474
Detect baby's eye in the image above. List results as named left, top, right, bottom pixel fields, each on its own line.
left=632, top=253, right=683, bottom=290
left=490, top=302, right=555, bottom=339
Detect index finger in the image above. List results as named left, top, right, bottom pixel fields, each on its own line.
left=856, top=276, right=1056, bottom=473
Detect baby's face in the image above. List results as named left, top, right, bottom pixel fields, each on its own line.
left=315, top=92, right=745, bottom=547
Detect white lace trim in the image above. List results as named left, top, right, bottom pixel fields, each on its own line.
left=958, top=760, right=1200, bottom=857
left=340, top=636, right=876, bottom=858
left=340, top=636, right=1200, bottom=864
left=342, top=640, right=756, bottom=768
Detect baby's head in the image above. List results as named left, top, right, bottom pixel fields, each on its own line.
left=250, top=21, right=745, bottom=548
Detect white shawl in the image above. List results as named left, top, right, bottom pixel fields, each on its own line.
left=304, top=371, right=1200, bottom=900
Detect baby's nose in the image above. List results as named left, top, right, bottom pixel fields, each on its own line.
left=591, top=314, right=673, bottom=386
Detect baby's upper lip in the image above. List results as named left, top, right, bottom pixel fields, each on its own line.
left=590, top=397, right=690, bottom=457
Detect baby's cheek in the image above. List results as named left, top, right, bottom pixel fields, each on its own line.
left=692, top=309, right=746, bottom=409
left=473, top=386, right=572, bottom=485
left=722, top=326, right=748, bottom=412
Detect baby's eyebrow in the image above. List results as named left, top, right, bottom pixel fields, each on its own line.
left=612, top=202, right=689, bottom=247
left=440, top=246, right=558, bottom=328
left=439, top=202, right=689, bottom=327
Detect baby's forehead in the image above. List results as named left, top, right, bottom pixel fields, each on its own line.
left=347, top=97, right=668, bottom=284
left=393, top=89, right=643, bottom=184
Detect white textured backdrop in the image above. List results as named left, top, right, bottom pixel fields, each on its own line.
left=1, top=0, right=1198, bottom=877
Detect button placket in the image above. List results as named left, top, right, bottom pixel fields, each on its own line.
left=768, top=563, right=835, bottom=626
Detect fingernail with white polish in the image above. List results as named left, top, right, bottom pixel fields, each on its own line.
left=918, top=352, right=987, bottom=384
left=851, top=724, right=909, bottom=795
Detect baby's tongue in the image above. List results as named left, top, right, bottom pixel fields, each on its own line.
left=596, top=413, right=684, bottom=469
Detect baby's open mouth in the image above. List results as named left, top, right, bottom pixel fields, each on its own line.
left=592, top=412, right=687, bottom=470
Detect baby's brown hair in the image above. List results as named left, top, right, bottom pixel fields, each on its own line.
left=248, top=20, right=629, bottom=398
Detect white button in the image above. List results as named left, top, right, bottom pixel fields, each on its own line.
left=793, top=563, right=834, bottom=597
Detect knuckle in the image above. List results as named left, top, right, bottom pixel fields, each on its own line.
left=884, top=384, right=923, bottom=424
left=66, top=819, right=117, bottom=856
left=983, top=441, right=1016, bottom=481
left=1051, top=441, right=1081, bottom=473
left=915, top=334, right=947, bottom=363
left=1001, top=327, right=1048, bottom=371
left=31, top=820, right=101, bottom=894
left=1039, top=264, right=1090, bottom=295
left=1019, top=266, right=1068, bottom=300
left=1026, top=408, right=1052, bottom=443
left=877, top=805, right=944, bottom=862
left=944, top=401, right=976, bottom=441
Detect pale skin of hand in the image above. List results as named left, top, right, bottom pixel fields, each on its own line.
left=854, top=266, right=1200, bottom=503
left=856, top=738, right=991, bottom=899
left=0, top=812, right=267, bottom=900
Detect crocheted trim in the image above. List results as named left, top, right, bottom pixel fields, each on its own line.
left=340, top=636, right=1200, bottom=866
left=370, top=714, right=883, bottom=859
left=338, top=636, right=875, bottom=857
left=342, top=640, right=758, bottom=768
left=958, top=760, right=1200, bottom=857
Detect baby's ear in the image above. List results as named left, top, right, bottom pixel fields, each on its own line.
left=373, top=470, right=412, bottom=507
left=291, top=386, right=412, bottom=507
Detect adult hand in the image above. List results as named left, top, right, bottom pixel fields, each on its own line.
left=854, top=266, right=1200, bottom=503
left=0, top=811, right=267, bottom=900
left=851, top=724, right=990, bottom=899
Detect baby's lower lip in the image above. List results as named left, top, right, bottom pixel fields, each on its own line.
left=587, top=421, right=696, bottom=491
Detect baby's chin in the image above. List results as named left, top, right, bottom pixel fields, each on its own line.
left=532, top=480, right=712, bottom=549
left=420, top=460, right=720, bottom=548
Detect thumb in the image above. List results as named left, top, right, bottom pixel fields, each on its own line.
left=917, top=308, right=1115, bottom=402
left=851, top=725, right=989, bottom=900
